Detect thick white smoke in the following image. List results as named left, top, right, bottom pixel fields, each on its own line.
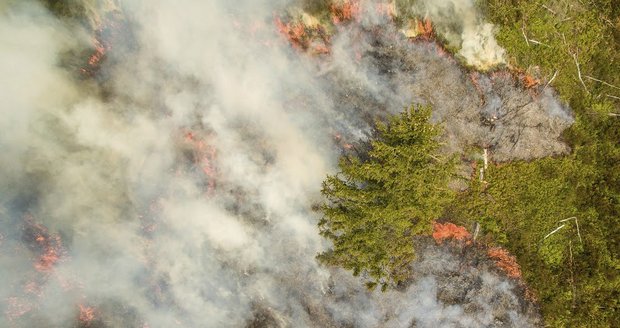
left=410, top=0, right=506, bottom=69
left=0, top=1, right=553, bottom=327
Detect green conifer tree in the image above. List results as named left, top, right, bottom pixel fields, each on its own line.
left=318, top=104, right=455, bottom=290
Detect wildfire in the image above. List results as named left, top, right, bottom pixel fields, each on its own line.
left=274, top=16, right=331, bottom=54
left=375, top=2, right=396, bottom=19
left=24, top=281, right=43, bottom=297
left=88, top=38, right=107, bottom=67
left=333, top=133, right=353, bottom=151
left=469, top=71, right=485, bottom=101
left=81, top=9, right=126, bottom=77
left=521, top=74, right=540, bottom=89
left=487, top=247, right=522, bottom=279
left=183, top=131, right=218, bottom=193
left=23, top=217, right=64, bottom=272
left=5, top=297, right=33, bottom=322
left=81, top=26, right=112, bottom=76
left=416, top=18, right=434, bottom=39
left=79, top=304, right=96, bottom=325
left=330, top=0, right=361, bottom=24
left=275, top=17, right=307, bottom=50
left=432, top=222, right=471, bottom=244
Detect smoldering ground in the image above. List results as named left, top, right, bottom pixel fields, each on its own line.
left=1, top=1, right=566, bottom=327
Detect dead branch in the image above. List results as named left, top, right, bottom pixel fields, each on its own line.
left=521, top=26, right=530, bottom=47
left=543, top=70, right=559, bottom=90
left=584, top=75, right=620, bottom=90
left=561, top=33, right=568, bottom=47
left=544, top=224, right=566, bottom=240
left=575, top=218, right=582, bottom=244
left=606, top=95, right=620, bottom=101
left=558, top=217, right=576, bottom=223
left=541, top=4, right=557, bottom=15
left=558, top=217, right=582, bottom=244
left=529, top=39, right=550, bottom=47
left=569, top=240, right=577, bottom=309
left=472, top=221, right=480, bottom=243
left=428, top=154, right=441, bottom=162
left=572, top=53, right=588, bottom=93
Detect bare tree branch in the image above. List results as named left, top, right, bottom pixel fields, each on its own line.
left=521, top=26, right=530, bottom=47
left=572, top=53, right=588, bottom=93
left=606, top=95, right=620, bottom=101
left=543, top=70, right=559, bottom=90
left=558, top=217, right=582, bottom=244
left=585, top=75, right=620, bottom=90
left=541, top=4, right=556, bottom=15
left=544, top=224, right=566, bottom=240
left=529, top=39, right=550, bottom=47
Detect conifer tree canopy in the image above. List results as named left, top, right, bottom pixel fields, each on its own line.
left=318, top=105, right=455, bottom=290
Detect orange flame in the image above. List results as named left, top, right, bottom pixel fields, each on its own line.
left=79, top=304, right=96, bottom=325
left=432, top=222, right=471, bottom=244
left=184, top=131, right=217, bottom=192
left=275, top=16, right=308, bottom=50
left=487, top=247, right=522, bottom=279
left=416, top=19, right=434, bottom=39
left=88, top=38, right=107, bottom=67
left=521, top=74, right=540, bottom=89
left=24, top=217, right=64, bottom=272
left=330, top=0, right=361, bottom=24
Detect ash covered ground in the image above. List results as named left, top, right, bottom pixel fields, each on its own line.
left=317, top=23, right=572, bottom=162
left=0, top=1, right=569, bottom=327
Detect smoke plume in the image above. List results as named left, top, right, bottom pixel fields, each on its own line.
left=0, top=0, right=564, bottom=327
left=409, top=0, right=506, bottom=69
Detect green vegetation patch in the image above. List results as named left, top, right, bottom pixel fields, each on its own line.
left=448, top=1, right=620, bottom=326
left=318, top=105, right=456, bottom=291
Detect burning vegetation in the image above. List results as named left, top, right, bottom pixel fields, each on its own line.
left=0, top=0, right=582, bottom=327
left=22, top=217, right=65, bottom=272
left=329, top=0, right=360, bottom=24
left=274, top=16, right=331, bottom=54
left=432, top=221, right=471, bottom=244
left=181, top=130, right=218, bottom=194
left=78, top=304, right=96, bottom=326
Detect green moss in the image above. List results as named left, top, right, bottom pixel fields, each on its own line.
left=452, top=1, right=620, bottom=326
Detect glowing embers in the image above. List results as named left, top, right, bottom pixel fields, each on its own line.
left=81, top=24, right=112, bottom=76
left=431, top=221, right=520, bottom=279
left=78, top=304, right=96, bottom=326
left=80, top=10, right=127, bottom=77
left=5, top=297, right=34, bottom=322
left=181, top=130, right=218, bottom=194
left=22, top=216, right=65, bottom=272
left=3, top=216, right=103, bottom=325
left=415, top=18, right=434, bottom=40
left=487, top=247, right=522, bottom=279
left=401, top=18, right=434, bottom=40
left=274, top=16, right=331, bottom=54
left=487, top=247, right=538, bottom=302
left=521, top=74, right=540, bottom=89
left=432, top=221, right=471, bottom=244
left=87, top=37, right=107, bottom=67
left=332, top=133, right=353, bottom=151
left=330, top=0, right=361, bottom=24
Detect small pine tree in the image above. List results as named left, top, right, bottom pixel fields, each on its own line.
left=318, top=104, right=455, bottom=290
